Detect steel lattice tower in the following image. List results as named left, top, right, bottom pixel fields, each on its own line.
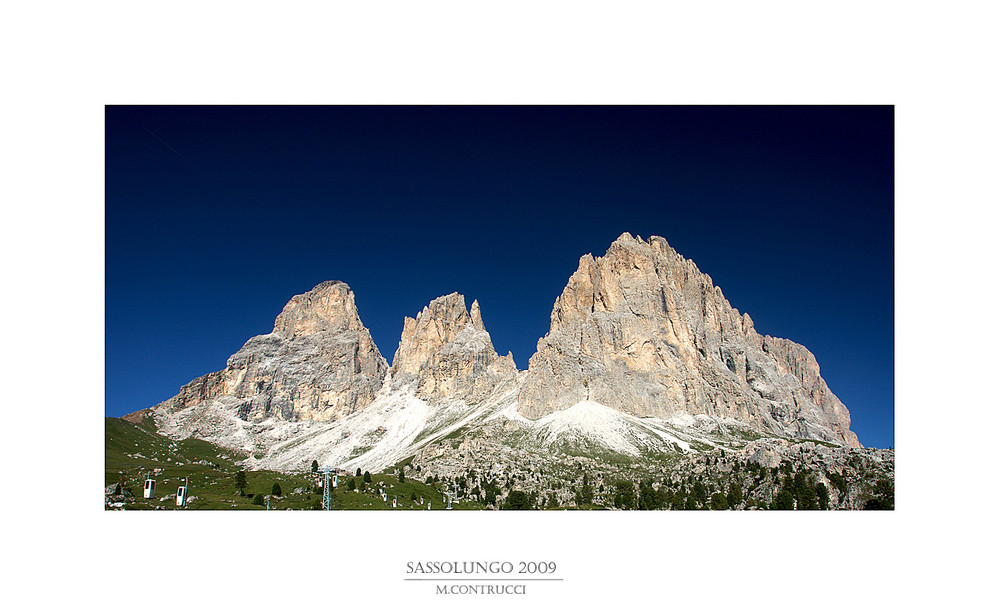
left=314, top=468, right=336, bottom=510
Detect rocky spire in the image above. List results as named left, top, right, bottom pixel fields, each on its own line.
left=392, top=293, right=517, bottom=402
left=470, top=299, right=485, bottom=330
left=517, top=233, right=860, bottom=447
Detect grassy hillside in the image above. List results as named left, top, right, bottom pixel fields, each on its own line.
left=105, top=417, right=482, bottom=511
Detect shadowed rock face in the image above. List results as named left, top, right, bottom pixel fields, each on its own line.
left=160, top=281, right=388, bottom=423
left=391, top=293, right=517, bottom=402
left=517, top=233, right=860, bottom=447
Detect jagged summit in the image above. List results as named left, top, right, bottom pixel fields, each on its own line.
left=517, top=232, right=860, bottom=447
left=391, top=293, right=517, bottom=401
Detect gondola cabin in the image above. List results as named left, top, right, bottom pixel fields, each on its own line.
left=143, top=478, right=156, bottom=498
left=176, top=485, right=188, bottom=506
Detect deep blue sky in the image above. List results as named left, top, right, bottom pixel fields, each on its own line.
left=106, top=106, right=893, bottom=448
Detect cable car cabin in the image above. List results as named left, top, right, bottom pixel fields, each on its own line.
left=176, top=485, right=188, bottom=506
left=143, top=479, right=156, bottom=498
left=331, top=475, right=338, bottom=488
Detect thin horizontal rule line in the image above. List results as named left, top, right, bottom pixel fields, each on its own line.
left=404, top=578, right=564, bottom=581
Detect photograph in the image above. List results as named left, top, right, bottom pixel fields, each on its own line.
left=105, top=105, right=894, bottom=513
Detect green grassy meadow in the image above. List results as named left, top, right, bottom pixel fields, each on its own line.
left=105, top=417, right=482, bottom=511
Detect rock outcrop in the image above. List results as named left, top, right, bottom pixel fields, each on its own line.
left=391, top=293, right=517, bottom=402
left=157, top=281, right=388, bottom=423
left=517, top=233, right=860, bottom=447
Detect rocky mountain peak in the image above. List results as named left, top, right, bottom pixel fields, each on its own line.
left=272, top=280, right=364, bottom=339
left=392, top=293, right=517, bottom=401
left=392, top=293, right=471, bottom=376
left=518, top=233, right=860, bottom=447
left=153, top=280, right=389, bottom=429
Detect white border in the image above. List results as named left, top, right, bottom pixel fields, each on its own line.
left=4, top=2, right=997, bottom=614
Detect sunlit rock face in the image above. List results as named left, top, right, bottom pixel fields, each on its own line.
left=517, top=233, right=860, bottom=447
left=157, top=281, right=389, bottom=424
left=391, top=293, right=517, bottom=403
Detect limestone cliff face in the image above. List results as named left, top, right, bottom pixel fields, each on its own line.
left=391, top=293, right=517, bottom=402
left=160, top=281, right=388, bottom=423
left=517, top=233, right=860, bottom=447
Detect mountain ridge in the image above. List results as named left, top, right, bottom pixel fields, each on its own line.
left=133, top=233, right=863, bottom=477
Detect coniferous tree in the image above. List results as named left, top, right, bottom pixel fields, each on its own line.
left=311, top=460, right=319, bottom=473
left=692, top=480, right=708, bottom=504
left=235, top=470, right=248, bottom=494
left=363, top=471, right=372, bottom=483
left=772, top=489, right=795, bottom=510
left=863, top=479, right=894, bottom=510
left=614, top=481, right=636, bottom=510
left=816, top=483, right=831, bottom=510
left=727, top=482, right=743, bottom=509
left=671, top=490, right=686, bottom=510
left=503, top=490, right=531, bottom=510
left=793, top=472, right=808, bottom=498
left=799, top=485, right=819, bottom=510
left=711, top=492, right=730, bottom=510
left=484, top=482, right=498, bottom=507
left=826, top=471, right=848, bottom=494
left=271, top=482, right=282, bottom=497
left=638, top=480, right=660, bottom=510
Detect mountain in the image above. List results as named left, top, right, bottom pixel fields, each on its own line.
left=123, top=233, right=889, bottom=509
left=518, top=233, right=859, bottom=447
left=391, top=292, right=518, bottom=402
left=133, top=281, right=388, bottom=448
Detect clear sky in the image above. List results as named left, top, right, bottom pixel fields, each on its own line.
left=106, top=106, right=893, bottom=448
